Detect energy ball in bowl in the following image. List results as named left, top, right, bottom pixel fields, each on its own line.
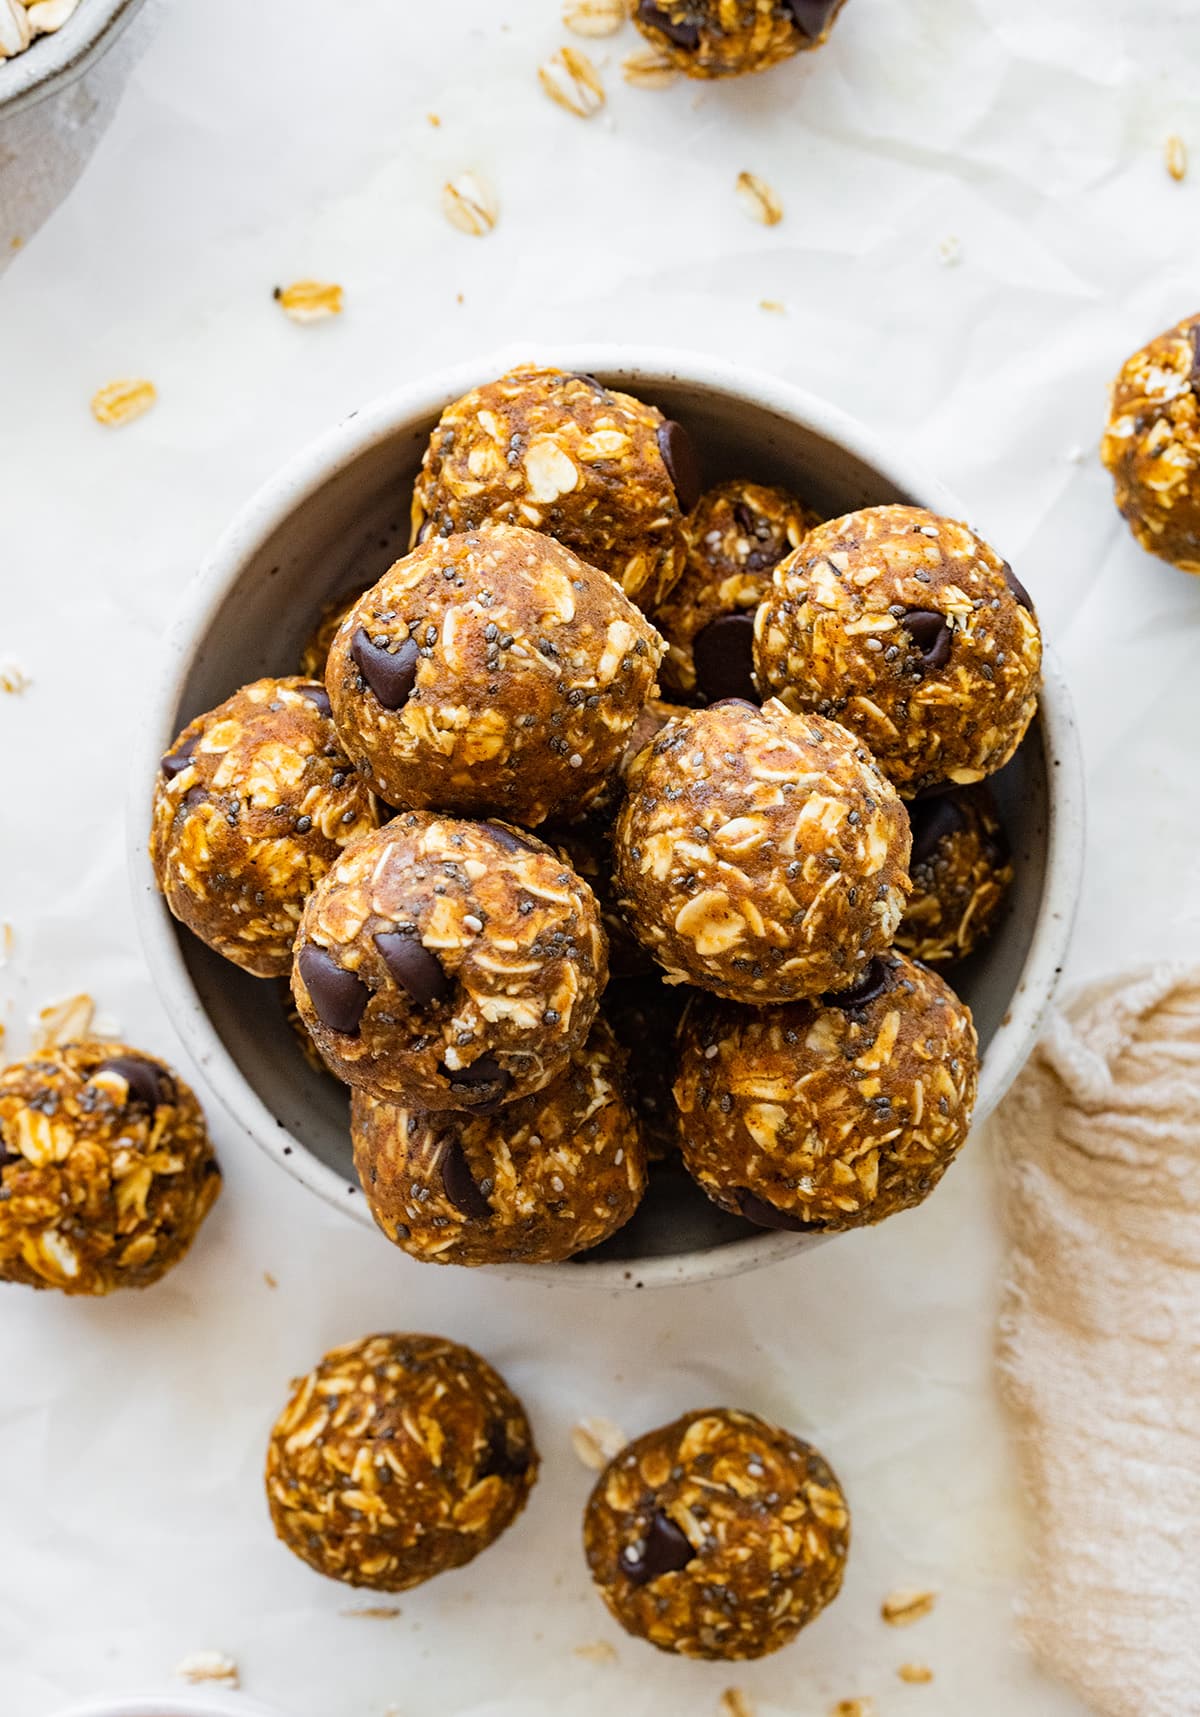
left=612, top=699, right=911, bottom=1002
left=266, top=1332, right=537, bottom=1591
left=0, top=1042, right=220, bottom=1294
left=410, top=366, right=698, bottom=612
left=897, top=785, right=1013, bottom=966
left=1100, top=313, right=1200, bottom=572
left=631, top=0, right=848, bottom=78
left=675, top=953, right=978, bottom=1233
left=150, top=676, right=379, bottom=978
left=351, top=1020, right=647, bottom=1267
left=292, top=813, right=607, bottom=1109
left=583, top=1407, right=849, bottom=1659
left=326, top=524, right=664, bottom=826
left=754, top=506, right=1042, bottom=796
left=654, top=480, right=820, bottom=703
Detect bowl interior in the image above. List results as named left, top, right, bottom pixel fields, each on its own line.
left=154, top=367, right=1055, bottom=1271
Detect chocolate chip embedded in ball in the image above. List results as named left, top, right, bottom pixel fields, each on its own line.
left=296, top=944, right=371, bottom=1037
left=373, top=934, right=452, bottom=1008
left=656, top=420, right=702, bottom=513
left=631, top=0, right=847, bottom=78
left=350, top=628, right=420, bottom=710
left=900, top=608, right=953, bottom=672
left=782, top=0, right=843, bottom=40
left=93, top=1054, right=169, bottom=1112
left=439, top=1136, right=492, bottom=1221
left=691, top=612, right=758, bottom=704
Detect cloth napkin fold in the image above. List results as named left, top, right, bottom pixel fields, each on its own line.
left=993, top=965, right=1200, bottom=1717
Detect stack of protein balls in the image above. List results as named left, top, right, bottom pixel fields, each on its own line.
left=150, top=364, right=1044, bottom=1269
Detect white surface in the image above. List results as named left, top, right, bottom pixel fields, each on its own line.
left=1, top=1, right=1198, bottom=1713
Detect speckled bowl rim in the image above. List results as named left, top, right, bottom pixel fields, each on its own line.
left=129, top=344, right=1086, bottom=1291
left=0, top=0, right=147, bottom=117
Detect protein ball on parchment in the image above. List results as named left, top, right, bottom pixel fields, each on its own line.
left=653, top=479, right=820, bottom=703
left=150, top=676, right=379, bottom=978
left=410, top=366, right=699, bottom=612
left=630, top=0, right=848, bottom=79
left=674, top=952, right=978, bottom=1233
left=896, top=785, right=1013, bottom=966
left=291, top=813, right=607, bottom=1109
left=265, top=1333, right=537, bottom=1591
left=1100, top=313, right=1200, bottom=573
left=326, top=524, right=664, bottom=826
left=754, top=505, right=1042, bottom=797
left=0, top=1042, right=220, bottom=1294
left=583, top=1406, right=849, bottom=1659
left=351, top=1020, right=646, bottom=1267
left=612, top=699, right=911, bottom=1003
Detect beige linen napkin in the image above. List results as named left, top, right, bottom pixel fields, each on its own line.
left=992, top=965, right=1200, bottom=1717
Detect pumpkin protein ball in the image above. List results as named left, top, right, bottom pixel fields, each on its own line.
left=653, top=480, right=820, bottom=704
left=150, top=676, right=380, bottom=978
left=409, top=366, right=699, bottom=612
left=583, top=1406, right=849, bottom=1660
left=326, top=523, right=665, bottom=826
left=292, top=812, right=607, bottom=1109
left=265, top=1332, right=537, bottom=1591
left=674, top=952, right=978, bottom=1233
left=0, top=1042, right=220, bottom=1294
left=351, top=1019, right=646, bottom=1267
left=896, top=785, right=1013, bottom=966
left=1100, top=313, right=1200, bottom=572
left=631, top=0, right=848, bottom=78
left=612, top=699, right=911, bottom=1002
left=754, top=505, right=1042, bottom=797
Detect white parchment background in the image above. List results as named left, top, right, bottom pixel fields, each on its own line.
left=3, top=1, right=1200, bottom=1713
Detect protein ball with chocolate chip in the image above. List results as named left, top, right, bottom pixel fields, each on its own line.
left=0, top=1042, right=220, bottom=1294
left=410, top=367, right=697, bottom=612
left=896, top=785, right=1013, bottom=966
left=603, top=974, right=689, bottom=1159
left=612, top=699, right=911, bottom=1002
left=265, top=1333, right=538, bottom=1591
left=150, top=676, right=380, bottom=978
left=675, top=952, right=978, bottom=1233
left=754, top=506, right=1042, bottom=796
left=653, top=480, right=820, bottom=703
left=326, top=524, right=665, bottom=826
left=291, top=812, right=607, bottom=1108
left=352, top=1020, right=646, bottom=1267
left=583, top=1407, right=849, bottom=1660
left=630, top=0, right=848, bottom=79
left=1100, top=313, right=1200, bottom=572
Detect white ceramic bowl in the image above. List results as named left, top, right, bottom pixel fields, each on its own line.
left=51, top=1695, right=285, bottom=1717
left=130, top=347, right=1085, bottom=1289
left=0, top=0, right=146, bottom=116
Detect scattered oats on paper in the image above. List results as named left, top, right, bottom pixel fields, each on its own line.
left=564, top=0, right=624, bottom=36
left=622, top=47, right=678, bottom=89
left=341, top=1605, right=402, bottom=1619
left=539, top=45, right=606, bottom=118
left=1, top=662, right=31, bottom=695
left=1165, top=135, right=1188, bottom=182
left=937, top=234, right=962, bottom=267
left=91, top=379, right=157, bottom=428
left=0, top=0, right=82, bottom=63
left=759, top=298, right=786, bottom=314
left=175, top=1651, right=240, bottom=1688
left=736, top=172, right=783, bottom=227
left=0, top=923, right=13, bottom=967
left=571, top=1415, right=629, bottom=1470
left=882, top=1587, right=938, bottom=1627
left=32, top=993, right=95, bottom=1052
left=442, top=171, right=499, bottom=237
left=719, top=1691, right=755, bottom=1717
left=274, top=280, right=344, bottom=323
left=830, top=1701, right=876, bottom=1717
left=898, top=1662, right=934, bottom=1684
left=573, top=1640, right=618, bottom=1663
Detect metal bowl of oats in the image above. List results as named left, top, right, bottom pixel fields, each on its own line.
left=131, top=348, right=1085, bottom=1290
left=0, top=0, right=146, bottom=117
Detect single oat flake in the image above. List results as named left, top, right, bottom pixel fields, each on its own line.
left=175, top=1651, right=240, bottom=1688
left=898, top=1662, right=934, bottom=1684
left=1, top=662, right=31, bottom=695
left=33, top=993, right=95, bottom=1052
left=573, top=1640, right=618, bottom=1663
left=274, top=280, right=344, bottom=323
left=882, top=1586, right=938, bottom=1627
left=622, top=47, right=678, bottom=88
left=571, top=1415, right=629, bottom=1470
left=91, top=378, right=157, bottom=428
left=442, top=171, right=499, bottom=237
left=719, top=1691, right=755, bottom=1717
left=564, top=0, right=623, bottom=36
left=1166, top=135, right=1188, bottom=182
left=736, top=171, right=783, bottom=227
left=830, top=1702, right=876, bottom=1717
left=539, top=45, right=606, bottom=118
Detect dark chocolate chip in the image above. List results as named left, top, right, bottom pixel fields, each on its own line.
left=900, top=609, right=952, bottom=671
left=442, top=1055, right=512, bottom=1108
left=439, top=1136, right=492, bottom=1221
left=478, top=1420, right=532, bottom=1482
left=732, top=500, right=761, bottom=537
left=182, top=785, right=208, bottom=809
left=297, top=944, right=370, bottom=1036
left=298, top=684, right=333, bottom=718
left=160, top=734, right=198, bottom=780
left=908, top=794, right=968, bottom=868
left=350, top=628, right=420, bottom=710
left=735, top=1188, right=823, bottom=1232
left=781, top=0, right=841, bottom=39
left=94, top=1056, right=169, bottom=1111
left=373, top=932, right=452, bottom=1007
left=1000, top=560, right=1034, bottom=613
left=636, top=0, right=700, bottom=50
left=414, top=518, right=432, bottom=546
left=656, top=419, right=702, bottom=513
left=484, top=821, right=538, bottom=855
left=623, top=1512, right=696, bottom=1586
left=693, top=613, right=758, bottom=705
left=822, top=957, right=890, bottom=1012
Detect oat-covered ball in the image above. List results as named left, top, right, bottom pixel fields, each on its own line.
left=1100, top=314, right=1200, bottom=572
left=352, top=1021, right=646, bottom=1267
left=675, top=953, right=978, bottom=1232
left=0, top=1042, right=220, bottom=1294
left=150, top=677, right=380, bottom=978
left=631, top=0, right=847, bottom=78
left=583, top=1406, right=849, bottom=1659
left=603, top=975, right=689, bottom=1159
left=410, top=367, right=698, bottom=612
left=326, top=524, right=664, bottom=827
left=654, top=481, right=819, bottom=703
left=266, top=1333, right=537, bottom=1591
left=896, top=786, right=1013, bottom=966
left=754, top=506, right=1042, bottom=796
left=292, top=813, right=607, bottom=1109
left=299, top=588, right=364, bottom=679
left=613, top=699, right=911, bottom=1002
